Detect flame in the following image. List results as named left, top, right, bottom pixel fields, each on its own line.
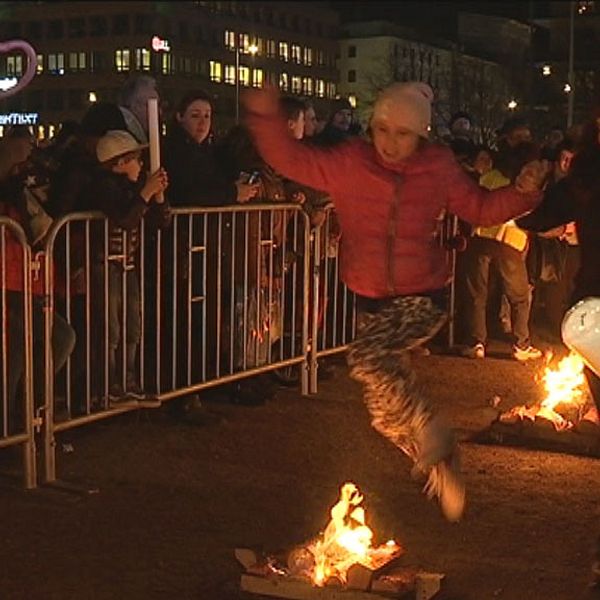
left=500, top=352, right=596, bottom=430
left=307, top=483, right=401, bottom=586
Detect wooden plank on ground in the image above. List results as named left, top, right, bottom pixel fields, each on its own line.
left=240, top=573, right=443, bottom=600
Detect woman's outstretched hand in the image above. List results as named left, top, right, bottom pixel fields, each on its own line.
left=242, top=84, right=280, bottom=117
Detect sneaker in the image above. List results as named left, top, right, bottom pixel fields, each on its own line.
left=512, top=344, right=542, bottom=361
left=462, top=343, right=485, bottom=359
left=423, top=451, right=466, bottom=522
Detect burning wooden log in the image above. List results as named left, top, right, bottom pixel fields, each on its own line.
left=235, top=482, right=444, bottom=599
left=239, top=567, right=444, bottom=600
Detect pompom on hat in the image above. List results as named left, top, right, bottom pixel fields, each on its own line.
left=372, top=82, right=434, bottom=138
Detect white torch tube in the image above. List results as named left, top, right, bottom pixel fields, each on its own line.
left=147, top=97, right=163, bottom=202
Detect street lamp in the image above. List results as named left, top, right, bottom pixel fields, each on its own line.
left=567, top=1, right=575, bottom=127
left=508, top=99, right=518, bottom=110
left=235, top=39, right=258, bottom=124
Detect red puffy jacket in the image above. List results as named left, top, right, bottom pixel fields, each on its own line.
left=245, top=112, right=541, bottom=298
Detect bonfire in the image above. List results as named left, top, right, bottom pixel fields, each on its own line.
left=500, top=352, right=598, bottom=431
left=236, top=482, right=444, bottom=599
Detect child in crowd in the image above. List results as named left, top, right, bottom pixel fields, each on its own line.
left=242, top=82, right=546, bottom=521
left=89, top=130, right=170, bottom=404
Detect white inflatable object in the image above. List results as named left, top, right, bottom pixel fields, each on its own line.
left=561, top=297, right=600, bottom=377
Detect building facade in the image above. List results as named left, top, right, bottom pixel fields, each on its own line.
left=337, top=20, right=517, bottom=144
left=0, top=1, right=339, bottom=138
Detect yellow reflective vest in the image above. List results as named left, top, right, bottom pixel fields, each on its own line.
left=475, top=169, right=529, bottom=252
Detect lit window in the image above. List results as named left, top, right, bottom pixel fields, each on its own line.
left=135, top=48, right=151, bottom=71
left=252, top=68, right=263, bottom=88
left=36, top=54, right=43, bottom=74
left=302, top=76, right=313, bottom=95
left=161, top=53, right=172, bottom=74
left=315, top=78, right=325, bottom=98
left=115, top=49, right=130, bottom=72
left=224, top=30, right=236, bottom=50
left=291, top=75, right=301, bottom=94
left=291, top=44, right=301, bottom=64
left=303, top=47, right=312, bottom=66
left=209, top=60, right=222, bottom=82
left=279, top=41, right=289, bottom=62
left=256, top=38, right=264, bottom=55
left=266, top=40, right=276, bottom=58
left=68, top=52, right=86, bottom=71
left=279, top=72, right=289, bottom=91
left=326, top=82, right=336, bottom=98
left=38, top=125, right=45, bottom=140
left=239, top=65, right=250, bottom=86
left=55, top=53, right=65, bottom=75
left=224, top=64, right=236, bottom=85
left=7, top=55, right=23, bottom=76
left=316, top=49, right=324, bottom=66
left=348, top=94, right=357, bottom=108
left=239, top=33, right=250, bottom=52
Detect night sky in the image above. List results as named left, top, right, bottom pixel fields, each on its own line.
left=330, top=1, right=553, bottom=39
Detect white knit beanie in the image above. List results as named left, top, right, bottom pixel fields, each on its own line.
left=372, top=82, right=434, bottom=138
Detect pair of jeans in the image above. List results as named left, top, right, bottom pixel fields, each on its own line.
left=91, top=263, right=141, bottom=391
left=464, top=236, right=532, bottom=348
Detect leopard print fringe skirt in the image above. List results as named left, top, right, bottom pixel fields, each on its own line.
left=346, top=295, right=453, bottom=472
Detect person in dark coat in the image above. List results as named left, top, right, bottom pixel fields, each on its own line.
left=163, top=90, right=258, bottom=207
left=517, top=108, right=600, bottom=405
left=161, top=90, right=261, bottom=414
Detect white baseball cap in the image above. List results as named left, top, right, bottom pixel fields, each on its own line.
left=96, top=130, right=148, bottom=163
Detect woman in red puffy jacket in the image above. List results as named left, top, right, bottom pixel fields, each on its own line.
left=242, top=82, right=547, bottom=522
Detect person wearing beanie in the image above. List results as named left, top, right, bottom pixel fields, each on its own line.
left=242, top=82, right=547, bottom=523
left=314, top=97, right=354, bottom=147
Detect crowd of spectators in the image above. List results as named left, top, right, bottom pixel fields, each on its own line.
left=1, top=73, right=599, bottom=431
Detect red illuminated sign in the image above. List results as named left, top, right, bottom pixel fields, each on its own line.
left=151, top=36, right=170, bottom=52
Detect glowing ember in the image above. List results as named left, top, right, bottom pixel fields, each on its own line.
left=500, top=352, right=597, bottom=431
left=306, top=482, right=401, bottom=586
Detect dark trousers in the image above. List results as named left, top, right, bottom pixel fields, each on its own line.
left=464, top=236, right=531, bottom=347
left=2, top=291, right=75, bottom=432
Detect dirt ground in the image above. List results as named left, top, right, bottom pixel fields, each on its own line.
left=2, top=341, right=600, bottom=600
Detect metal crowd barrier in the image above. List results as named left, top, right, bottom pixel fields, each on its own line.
left=39, top=204, right=311, bottom=484
left=0, top=202, right=458, bottom=488
left=0, top=217, right=36, bottom=489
